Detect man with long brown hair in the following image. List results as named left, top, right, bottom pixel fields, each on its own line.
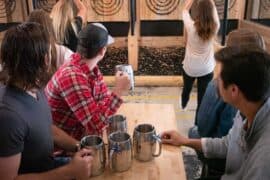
left=0, top=22, right=93, bottom=180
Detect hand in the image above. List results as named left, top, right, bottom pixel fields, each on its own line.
left=160, top=130, right=188, bottom=146
left=69, top=149, right=93, bottom=180
left=113, top=71, right=131, bottom=96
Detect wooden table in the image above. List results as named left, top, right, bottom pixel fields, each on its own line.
left=91, top=103, right=186, bottom=180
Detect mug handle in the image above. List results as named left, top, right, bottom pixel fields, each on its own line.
left=109, top=145, right=121, bottom=170
left=100, top=145, right=106, bottom=165
left=152, top=135, right=162, bottom=157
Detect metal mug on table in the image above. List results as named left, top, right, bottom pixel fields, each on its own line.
left=133, top=124, right=162, bottom=162
left=107, top=114, right=127, bottom=136
left=115, top=64, right=135, bottom=92
left=80, top=135, right=106, bottom=177
left=108, top=132, right=132, bottom=172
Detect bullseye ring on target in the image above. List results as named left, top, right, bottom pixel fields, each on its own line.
left=34, top=0, right=56, bottom=12
left=261, top=0, right=270, bottom=10
left=146, top=0, right=181, bottom=15
left=0, top=0, right=16, bottom=18
left=90, top=0, right=124, bottom=16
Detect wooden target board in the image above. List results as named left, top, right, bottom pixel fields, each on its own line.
left=140, top=0, right=183, bottom=20
left=83, top=0, right=129, bottom=22
left=260, top=0, right=270, bottom=18
left=33, top=0, right=57, bottom=12
left=214, top=0, right=244, bottom=19
left=0, top=0, right=20, bottom=23
left=191, top=0, right=243, bottom=20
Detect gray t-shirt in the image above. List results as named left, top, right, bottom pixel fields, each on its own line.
left=0, top=85, right=54, bottom=174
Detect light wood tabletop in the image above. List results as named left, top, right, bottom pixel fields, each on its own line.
left=91, top=103, right=186, bottom=180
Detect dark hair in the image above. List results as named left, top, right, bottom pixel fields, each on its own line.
left=77, top=24, right=109, bottom=59
left=194, top=0, right=217, bottom=41
left=77, top=45, right=102, bottom=59
left=28, top=9, right=58, bottom=77
left=0, top=22, right=50, bottom=90
left=215, top=46, right=270, bottom=102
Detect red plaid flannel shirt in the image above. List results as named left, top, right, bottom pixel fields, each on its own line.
left=45, top=53, right=123, bottom=140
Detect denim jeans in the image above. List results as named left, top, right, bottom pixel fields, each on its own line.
left=181, top=70, right=213, bottom=125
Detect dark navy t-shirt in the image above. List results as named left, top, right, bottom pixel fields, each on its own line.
left=0, top=85, right=54, bottom=174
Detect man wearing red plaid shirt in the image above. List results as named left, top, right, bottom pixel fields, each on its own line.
left=45, top=23, right=130, bottom=140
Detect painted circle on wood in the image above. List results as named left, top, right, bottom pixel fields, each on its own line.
left=261, top=0, right=270, bottom=10
left=146, top=0, right=181, bottom=15
left=34, top=0, right=56, bottom=12
left=0, top=0, right=16, bottom=18
left=90, top=0, right=124, bottom=16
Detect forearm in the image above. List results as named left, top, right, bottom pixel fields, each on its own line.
left=73, top=0, right=87, bottom=22
left=183, top=138, right=203, bottom=152
left=201, top=137, right=228, bottom=158
left=183, top=0, right=194, bottom=10
left=52, top=125, right=79, bottom=152
left=15, top=164, right=74, bottom=180
left=73, top=0, right=85, bottom=10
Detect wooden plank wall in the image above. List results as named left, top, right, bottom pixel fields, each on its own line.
left=140, top=0, right=245, bottom=21
left=239, top=20, right=270, bottom=51
left=140, top=0, right=183, bottom=20
left=259, top=0, right=270, bottom=19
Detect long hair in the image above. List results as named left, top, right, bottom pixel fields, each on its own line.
left=28, top=9, right=57, bottom=77
left=194, top=0, right=217, bottom=41
left=0, top=22, right=50, bottom=90
left=50, top=0, right=78, bottom=44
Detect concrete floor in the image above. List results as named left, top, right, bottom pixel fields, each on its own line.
left=122, top=86, right=197, bottom=136
left=122, top=87, right=201, bottom=180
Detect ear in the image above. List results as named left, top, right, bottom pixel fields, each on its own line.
left=98, top=47, right=107, bottom=57
left=230, top=84, right=240, bottom=99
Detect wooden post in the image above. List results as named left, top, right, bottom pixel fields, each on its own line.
left=128, top=0, right=140, bottom=71
left=27, top=0, right=34, bottom=13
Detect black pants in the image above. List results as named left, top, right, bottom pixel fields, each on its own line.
left=181, top=70, right=213, bottom=125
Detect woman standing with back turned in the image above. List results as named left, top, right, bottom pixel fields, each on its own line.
left=181, top=0, right=220, bottom=125
left=50, top=0, right=86, bottom=52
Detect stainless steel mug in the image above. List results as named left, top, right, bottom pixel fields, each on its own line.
left=107, top=114, right=127, bottom=136
left=108, top=132, right=132, bottom=172
left=133, top=124, right=162, bottom=161
left=115, top=64, right=135, bottom=92
left=80, top=135, right=106, bottom=176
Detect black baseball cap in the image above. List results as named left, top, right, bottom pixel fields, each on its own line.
left=77, top=23, right=114, bottom=50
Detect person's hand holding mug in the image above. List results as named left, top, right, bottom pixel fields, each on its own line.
left=68, top=148, right=93, bottom=180
left=113, top=71, right=130, bottom=96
